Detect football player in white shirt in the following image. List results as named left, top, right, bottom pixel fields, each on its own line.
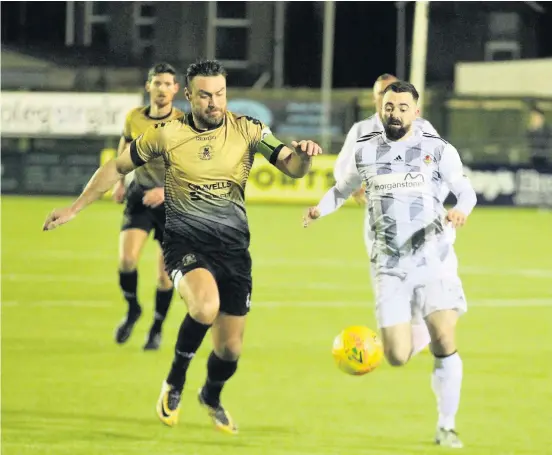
left=306, top=81, right=477, bottom=448
left=337, top=74, right=443, bottom=360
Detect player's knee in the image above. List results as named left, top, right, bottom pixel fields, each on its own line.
left=189, top=304, right=219, bottom=325
left=186, top=295, right=219, bottom=325
left=384, top=346, right=411, bottom=367
left=215, top=340, right=242, bottom=361
left=119, top=255, right=138, bottom=272
left=430, top=330, right=456, bottom=357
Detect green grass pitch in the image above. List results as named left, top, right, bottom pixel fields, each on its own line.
left=2, top=196, right=551, bottom=455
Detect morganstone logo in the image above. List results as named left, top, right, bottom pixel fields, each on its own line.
left=372, top=172, right=427, bottom=192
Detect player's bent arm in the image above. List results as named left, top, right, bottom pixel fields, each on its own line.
left=272, top=145, right=313, bottom=178
left=71, top=149, right=138, bottom=214
left=255, top=133, right=321, bottom=178
left=316, top=185, right=353, bottom=217
left=448, top=178, right=477, bottom=216
left=440, top=144, right=477, bottom=216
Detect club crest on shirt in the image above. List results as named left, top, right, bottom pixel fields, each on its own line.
left=182, top=253, right=197, bottom=266
left=199, top=145, right=214, bottom=160
left=423, top=154, right=434, bottom=165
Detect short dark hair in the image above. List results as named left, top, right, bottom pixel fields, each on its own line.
left=376, top=73, right=398, bottom=82
left=186, top=59, right=228, bottom=87
left=383, top=81, right=420, bottom=102
left=147, top=62, right=177, bottom=82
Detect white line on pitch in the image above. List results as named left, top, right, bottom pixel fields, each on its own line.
left=2, top=298, right=551, bottom=308
left=5, top=252, right=552, bottom=278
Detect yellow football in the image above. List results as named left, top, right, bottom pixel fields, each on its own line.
left=332, top=325, right=384, bottom=375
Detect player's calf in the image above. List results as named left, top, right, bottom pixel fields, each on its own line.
left=144, top=283, right=173, bottom=351
left=144, top=263, right=174, bottom=351
left=426, top=310, right=463, bottom=442
left=197, top=313, right=244, bottom=433
left=201, top=350, right=239, bottom=408
left=202, top=329, right=242, bottom=405
left=115, top=267, right=142, bottom=344
left=118, top=255, right=140, bottom=310
left=163, top=268, right=219, bottom=397
left=116, top=231, right=148, bottom=344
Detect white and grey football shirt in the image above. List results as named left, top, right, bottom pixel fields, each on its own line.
left=319, top=129, right=477, bottom=270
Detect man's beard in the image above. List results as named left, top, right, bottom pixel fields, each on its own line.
left=384, top=122, right=410, bottom=140
left=194, top=108, right=225, bottom=128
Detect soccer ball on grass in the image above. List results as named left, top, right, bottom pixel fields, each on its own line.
left=332, top=326, right=383, bottom=375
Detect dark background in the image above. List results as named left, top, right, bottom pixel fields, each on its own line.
left=3, top=1, right=551, bottom=88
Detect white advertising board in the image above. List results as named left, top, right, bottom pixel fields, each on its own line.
left=1, top=92, right=142, bottom=136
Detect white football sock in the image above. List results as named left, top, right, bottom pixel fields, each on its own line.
left=411, top=322, right=431, bottom=356
left=431, top=352, right=463, bottom=430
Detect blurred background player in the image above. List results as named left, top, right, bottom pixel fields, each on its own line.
left=304, top=81, right=477, bottom=448
left=526, top=103, right=551, bottom=172
left=334, top=73, right=444, bottom=357
left=112, top=63, right=184, bottom=350
left=42, top=59, right=322, bottom=434
left=526, top=103, right=551, bottom=211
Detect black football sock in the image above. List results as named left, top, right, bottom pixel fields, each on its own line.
left=119, top=270, right=141, bottom=316
left=166, top=314, right=211, bottom=391
left=202, top=351, right=238, bottom=408
left=152, top=288, right=173, bottom=332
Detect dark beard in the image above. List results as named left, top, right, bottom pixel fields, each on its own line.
left=384, top=123, right=409, bottom=140
left=194, top=109, right=225, bottom=129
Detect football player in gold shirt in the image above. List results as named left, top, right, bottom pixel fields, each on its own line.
left=113, top=63, right=184, bottom=350
left=43, top=60, right=322, bottom=434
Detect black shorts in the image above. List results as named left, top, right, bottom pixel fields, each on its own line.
left=121, top=181, right=165, bottom=243
left=163, top=230, right=252, bottom=316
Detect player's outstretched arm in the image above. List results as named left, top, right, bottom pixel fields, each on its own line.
left=272, top=140, right=322, bottom=178
left=304, top=149, right=362, bottom=227
left=303, top=184, right=354, bottom=227
left=42, top=149, right=137, bottom=231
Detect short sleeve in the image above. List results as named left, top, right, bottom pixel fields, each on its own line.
left=336, top=148, right=362, bottom=194
left=129, top=123, right=167, bottom=167
left=334, top=122, right=361, bottom=181
left=420, top=118, right=439, bottom=137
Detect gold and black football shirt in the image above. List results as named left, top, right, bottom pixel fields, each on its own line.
left=129, top=111, right=285, bottom=250
left=122, top=106, right=184, bottom=189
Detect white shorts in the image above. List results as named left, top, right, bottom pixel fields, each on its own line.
left=371, top=246, right=467, bottom=329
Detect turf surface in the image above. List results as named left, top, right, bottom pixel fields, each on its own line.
left=2, top=197, right=551, bottom=454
